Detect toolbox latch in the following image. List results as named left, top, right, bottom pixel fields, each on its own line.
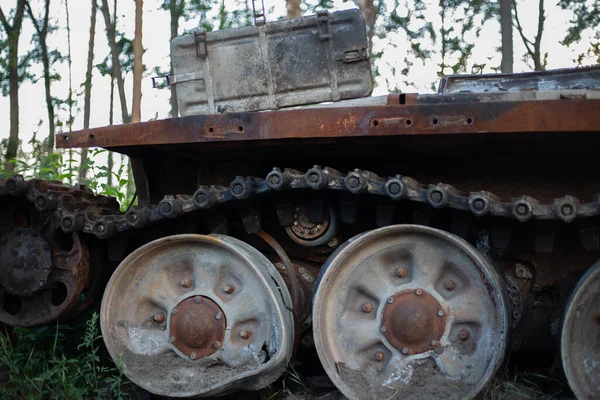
left=194, top=30, right=207, bottom=59
left=343, top=47, right=368, bottom=63
left=317, top=10, right=331, bottom=40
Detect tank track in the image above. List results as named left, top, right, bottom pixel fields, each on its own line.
left=2, top=166, right=599, bottom=240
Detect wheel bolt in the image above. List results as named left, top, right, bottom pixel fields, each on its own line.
left=216, top=312, right=222, bottom=320
left=437, top=310, right=444, bottom=317
left=380, top=326, right=387, bottom=333
left=239, top=329, right=250, bottom=339
left=223, top=284, right=235, bottom=294
left=190, top=352, right=196, bottom=359
left=387, top=297, right=393, bottom=304
left=415, top=289, right=423, bottom=296
left=213, top=341, right=222, bottom=349
left=361, top=302, right=373, bottom=313
left=180, top=277, right=192, bottom=288
left=459, top=329, right=470, bottom=341
left=153, top=313, right=165, bottom=323
left=172, top=308, right=178, bottom=315
left=430, top=340, right=438, bottom=346
left=444, top=280, right=456, bottom=291
left=396, top=267, right=408, bottom=278
left=401, top=347, right=409, bottom=355
left=195, top=296, right=202, bottom=303
left=374, top=351, right=385, bottom=362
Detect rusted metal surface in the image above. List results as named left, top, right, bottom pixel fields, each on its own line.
left=100, top=234, right=293, bottom=397
left=561, top=261, right=600, bottom=400
left=170, top=296, right=226, bottom=360
left=381, top=289, right=446, bottom=355
left=312, top=225, right=509, bottom=400
left=56, top=99, right=600, bottom=149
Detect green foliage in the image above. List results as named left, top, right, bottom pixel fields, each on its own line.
left=0, top=312, right=132, bottom=399
left=0, top=31, right=37, bottom=96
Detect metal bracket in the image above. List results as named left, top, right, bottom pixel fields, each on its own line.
left=343, top=47, right=368, bottom=63
left=317, top=10, right=331, bottom=40
left=252, top=0, right=266, bottom=26
left=151, top=75, right=171, bottom=88
left=194, top=30, right=207, bottom=59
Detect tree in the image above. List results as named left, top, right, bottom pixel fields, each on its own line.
left=559, top=0, right=599, bottom=65
left=499, top=0, right=513, bottom=73
left=25, top=0, right=61, bottom=150
left=0, top=1, right=27, bottom=171
left=79, top=0, right=98, bottom=183
left=132, top=0, right=143, bottom=124
left=513, top=0, right=546, bottom=71
left=100, top=0, right=130, bottom=124
left=287, top=0, right=301, bottom=18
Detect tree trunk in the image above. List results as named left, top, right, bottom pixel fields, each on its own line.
left=513, top=0, right=546, bottom=72
left=107, top=75, right=114, bottom=187
left=358, top=0, right=376, bottom=58
left=286, top=0, right=301, bottom=18
left=500, top=0, right=513, bottom=73
left=0, top=1, right=26, bottom=172
left=169, top=0, right=180, bottom=118
left=79, top=0, right=97, bottom=183
left=100, top=0, right=130, bottom=123
left=132, top=0, right=143, bottom=123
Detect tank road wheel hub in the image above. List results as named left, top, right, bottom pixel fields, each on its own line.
left=313, top=225, right=510, bottom=400
left=561, top=261, right=600, bottom=399
left=100, top=234, right=293, bottom=398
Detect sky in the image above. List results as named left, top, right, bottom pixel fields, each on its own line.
left=0, top=0, right=597, bottom=152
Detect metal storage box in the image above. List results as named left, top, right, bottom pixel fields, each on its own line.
left=170, top=9, right=373, bottom=116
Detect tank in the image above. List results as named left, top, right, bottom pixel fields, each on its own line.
left=1, top=9, right=600, bottom=399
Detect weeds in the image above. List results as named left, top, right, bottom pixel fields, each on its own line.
left=0, top=312, right=132, bottom=399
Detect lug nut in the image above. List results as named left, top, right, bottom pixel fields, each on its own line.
left=459, top=329, right=470, bottom=341
left=172, top=308, right=178, bottom=315
left=239, top=329, right=250, bottom=339
left=430, top=340, right=438, bottom=346
left=396, top=267, right=408, bottom=278
left=216, top=312, right=222, bottom=320
left=180, top=277, right=192, bottom=288
left=387, top=297, right=393, bottom=304
left=195, top=296, right=202, bottom=303
left=374, top=351, right=385, bottom=362
left=361, top=302, right=373, bottom=313
left=444, top=280, right=456, bottom=291
left=401, top=347, right=409, bottom=355
left=223, top=284, right=235, bottom=294
left=380, top=326, right=387, bottom=333
left=213, top=341, right=222, bottom=349
left=190, top=352, right=196, bottom=359
left=153, top=313, right=165, bottom=323
left=415, top=289, right=423, bottom=296
left=437, top=310, right=445, bottom=317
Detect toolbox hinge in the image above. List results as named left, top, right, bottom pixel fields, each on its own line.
left=317, top=10, right=331, bottom=40
left=343, top=46, right=369, bottom=63
left=194, top=30, right=207, bottom=59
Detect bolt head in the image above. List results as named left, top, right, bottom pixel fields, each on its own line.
left=380, top=326, right=387, bottom=333
left=172, top=308, right=178, bottom=315
left=388, top=182, right=401, bottom=195
left=298, top=267, right=306, bottom=274
left=190, top=352, right=196, bottom=359
left=437, top=310, right=445, bottom=317
left=170, top=336, right=176, bottom=343
left=180, top=277, right=192, bottom=288
left=396, top=267, right=408, bottom=278
left=347, top=176, right=359, bottom=188
left=458, top=329, right=470, bottom=341
left=239, top=329, right=250, bottom=339
left=401, top=347, right=409, bottom=355
left=195, top=296, right=202, bottom=303
left=430, top=340, right=438, bottom=346
left=387, top=297, right=393, bottom=304
left=374, top=351, right=385, bottom=362
left=444, top=280, right=456, bottom=291
left=153, top=313, right=165, bottom=323
left=361, top=302, right=373, bottom=313
left=269, top=175, right=281, bottom=185
left=232, top=183, right=243, bottom=195
left=216, top=312, right=222, bottom=320
left=223, top=284, right=235, bottom=294
left=415, top=289, right=423, bottom=296
left=212, top=341, right=222, bottom=349
left=473, top=198, right=485, bottom=210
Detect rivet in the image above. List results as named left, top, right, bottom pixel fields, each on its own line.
left=374, top=351, right=385, bottom=362
left=216, top=312, right=222, bottom=320
left=213, top=341, right=222, bottom=348
left=444, top=280, right=456, bottom=291
left=239, top=329, right=250, bottom=339
left=172, top=308, right=178, bottom=315
left=415, top=289, right=423, bottom=296
left=387, top=297, right=393, bottom=304
left=195, top=296, right=202, bottom=303
left=430, top=340, right=438, bottom=346
left=170, top=336, right=176, bottom=343
left=223, top=284, right=235, bottom=294
left=190, top=352, right=196, bottom=359
left=459, top=329, right=470, bottom=341
left=153, top=313, right=165, bottom=323
left=437, top=310, right=445, bottom=317
left=298, top=267, right=306, bottom=274
left=380, top=326, right=387, bottom=333
left=180, top=277, right=192, bottom=288
left=361, top=302, right=373, bottom=313
left=402, top=347, right=409, bottom=355
left=396, top=267, right=408, bottom=278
